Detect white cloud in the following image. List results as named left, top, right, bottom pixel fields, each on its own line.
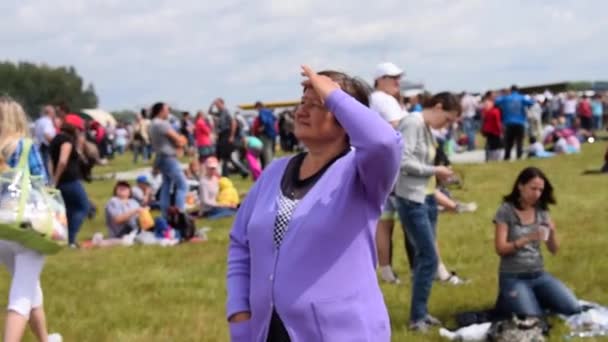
left=0, top=0, right=606, bottom=111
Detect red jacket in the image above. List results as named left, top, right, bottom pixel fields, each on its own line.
left=578, top=100, right=592, bottom=118
left=482, top=107, right=502, bottom=136
left=194, top=118, right=212, bottom=147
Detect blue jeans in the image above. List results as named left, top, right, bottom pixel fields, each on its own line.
left=565, top=113, right=575, bottom=128
left=462, top=118, right=477, bottom=151
left=205, top=207, right=236, bottom=220
left=496, top=272, right=581, bottom=317
left=593, top=116, right=603, bottom=130
left=155, top=155, right=188, bottom=215
left=57, top=180, right=90, bottom=245
left=396, top=195, right=439, bottom=322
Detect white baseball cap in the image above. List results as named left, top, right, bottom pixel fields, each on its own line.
left=374, top=62, right=404, bottom=80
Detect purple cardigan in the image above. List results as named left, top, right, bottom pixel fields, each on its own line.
left=226, top=89, right=403, bottom=341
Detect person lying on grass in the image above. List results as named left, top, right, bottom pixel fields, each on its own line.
left=493, top=166, right=581, bottom=317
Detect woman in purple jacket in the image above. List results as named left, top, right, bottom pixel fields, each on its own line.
left=226, top=65, right=403, bottom=342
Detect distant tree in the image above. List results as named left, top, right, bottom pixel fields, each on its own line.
left=111, top=110, right=138, bottom=124
left=0, top=61, right=98, bottom=118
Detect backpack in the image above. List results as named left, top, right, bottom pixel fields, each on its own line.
left=488, top=316, right=547, bottom=342
left=166, top=207, right=195, bottom=241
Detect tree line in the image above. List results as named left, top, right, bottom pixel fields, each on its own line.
left=0, top=61, right=98, bottom=118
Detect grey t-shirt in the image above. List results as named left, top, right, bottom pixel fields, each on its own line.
left=217, top=109, right=233, bottom=137
left=150, top=118, right=177, bottom=156
left=105, top=197, right=141, bottom=238
left=493, top=202, right=549, bottom=274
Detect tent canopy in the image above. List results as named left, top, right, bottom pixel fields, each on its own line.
left=81, top=109, right=117, bottom=127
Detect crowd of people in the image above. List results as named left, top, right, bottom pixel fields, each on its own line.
left=0, top=61, right=605, bottom=341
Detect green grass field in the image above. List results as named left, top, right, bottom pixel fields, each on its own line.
left=2, top=143, right=607, bottom=341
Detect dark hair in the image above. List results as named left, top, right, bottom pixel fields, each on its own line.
left=254, top=101, right=263, bottom=108
left=318, top=70, right=372, bottom=107
left=529, top=136, right=537, bottom=144
left=60, top=123, right=79, bottom=140
left=113, top=181, right=132, bottom=197
left=182, top=111, right=190, bottom=118
left=422, top=92, right=461, bottom=115
left=503, top=167, right=556, bottom=210
left=151, top=102, right=166, bottom=118
left=511, top=85, right=519, bottom=92
left=56, top=101, right=70, bottom=115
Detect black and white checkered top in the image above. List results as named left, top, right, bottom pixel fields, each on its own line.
left=274, top=149, right=349, bottom=248
left=273, top=192, right=299, bottom=246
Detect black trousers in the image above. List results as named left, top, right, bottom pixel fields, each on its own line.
left=503, top=124, right=525, bottom=160
left=267, top=310, right=290, bottom=342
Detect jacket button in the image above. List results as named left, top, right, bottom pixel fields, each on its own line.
left=269, top=274, right=274, bottom=281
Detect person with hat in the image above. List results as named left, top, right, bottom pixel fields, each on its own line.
left=49, top=114, right=90, bottom=248
left=199, top=157, right=237, bottom=219
left=369, top=62, right=412, bottom=284
left=132, top=175, right=158, bottom=209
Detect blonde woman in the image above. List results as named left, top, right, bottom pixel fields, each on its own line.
left=0, top=97, right=61, bottom=342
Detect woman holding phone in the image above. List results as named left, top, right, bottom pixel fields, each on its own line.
left=493, top=167, right=581, bottom=317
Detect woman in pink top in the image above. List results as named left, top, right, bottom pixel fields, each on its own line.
left=194, top=111, right=214, bottom=163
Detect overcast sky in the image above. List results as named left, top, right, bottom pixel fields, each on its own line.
left=1, top=0, right=606, bottom=111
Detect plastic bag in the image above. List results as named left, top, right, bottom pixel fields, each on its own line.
left=138, top=208, right=155, bottom=231
left=0, top=140, right=67, bottom=254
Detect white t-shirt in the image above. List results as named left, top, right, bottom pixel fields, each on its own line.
left=461, top=94, right=478, bottom=119
left=369, top=91, right=406, bottom=123
left=530, top=142, right=545, bottom=154
left=115, top=128, right=128, bottom=146
left=563, top=99, right=577, bottom=114
left=34, top=116, right=56, bottom=147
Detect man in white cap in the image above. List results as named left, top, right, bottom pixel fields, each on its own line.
left=369, top=62, right=412, bottom=284
left=370, top=62, right=408, bottom=127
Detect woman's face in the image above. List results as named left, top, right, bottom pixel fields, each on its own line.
left=294, top=87, right=345, bottom=144
left=518, top=176, right=545, bottom=207
left=429, top=108, right=459, bottom=130
left=116, top=185, right=131, bottom=199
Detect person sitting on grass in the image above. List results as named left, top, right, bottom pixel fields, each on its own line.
left=527, top=137, right=555, bottom=159
left=199, top=157, right=237, bottom=219
left=132, top=175, right=159, bottom=209
left=493, top=167, right=581, bottom=318
left=105, top=181, right=144, bottom=239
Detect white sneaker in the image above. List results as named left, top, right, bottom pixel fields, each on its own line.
left=379, top=266, right=401, bottom=284
left=456, top=202, right=477, bottom=213
left=48, top=333, right=63, bottom=342
left=92, top=232, right=103, bottom=246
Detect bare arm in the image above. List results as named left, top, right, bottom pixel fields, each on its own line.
left=112, top=208, right=142, bottom=225
left=545, top=219, right=559, bottom=254
left=166, top=129, right=187, bottom=147
left=52, top=142, right=72, bottom=186
left=229, top=118, right=237, bottom=142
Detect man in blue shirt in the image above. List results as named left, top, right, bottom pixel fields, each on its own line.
left=495, top=85, right=534, bottom=160
left=254, top=101, right=278, bottom=169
